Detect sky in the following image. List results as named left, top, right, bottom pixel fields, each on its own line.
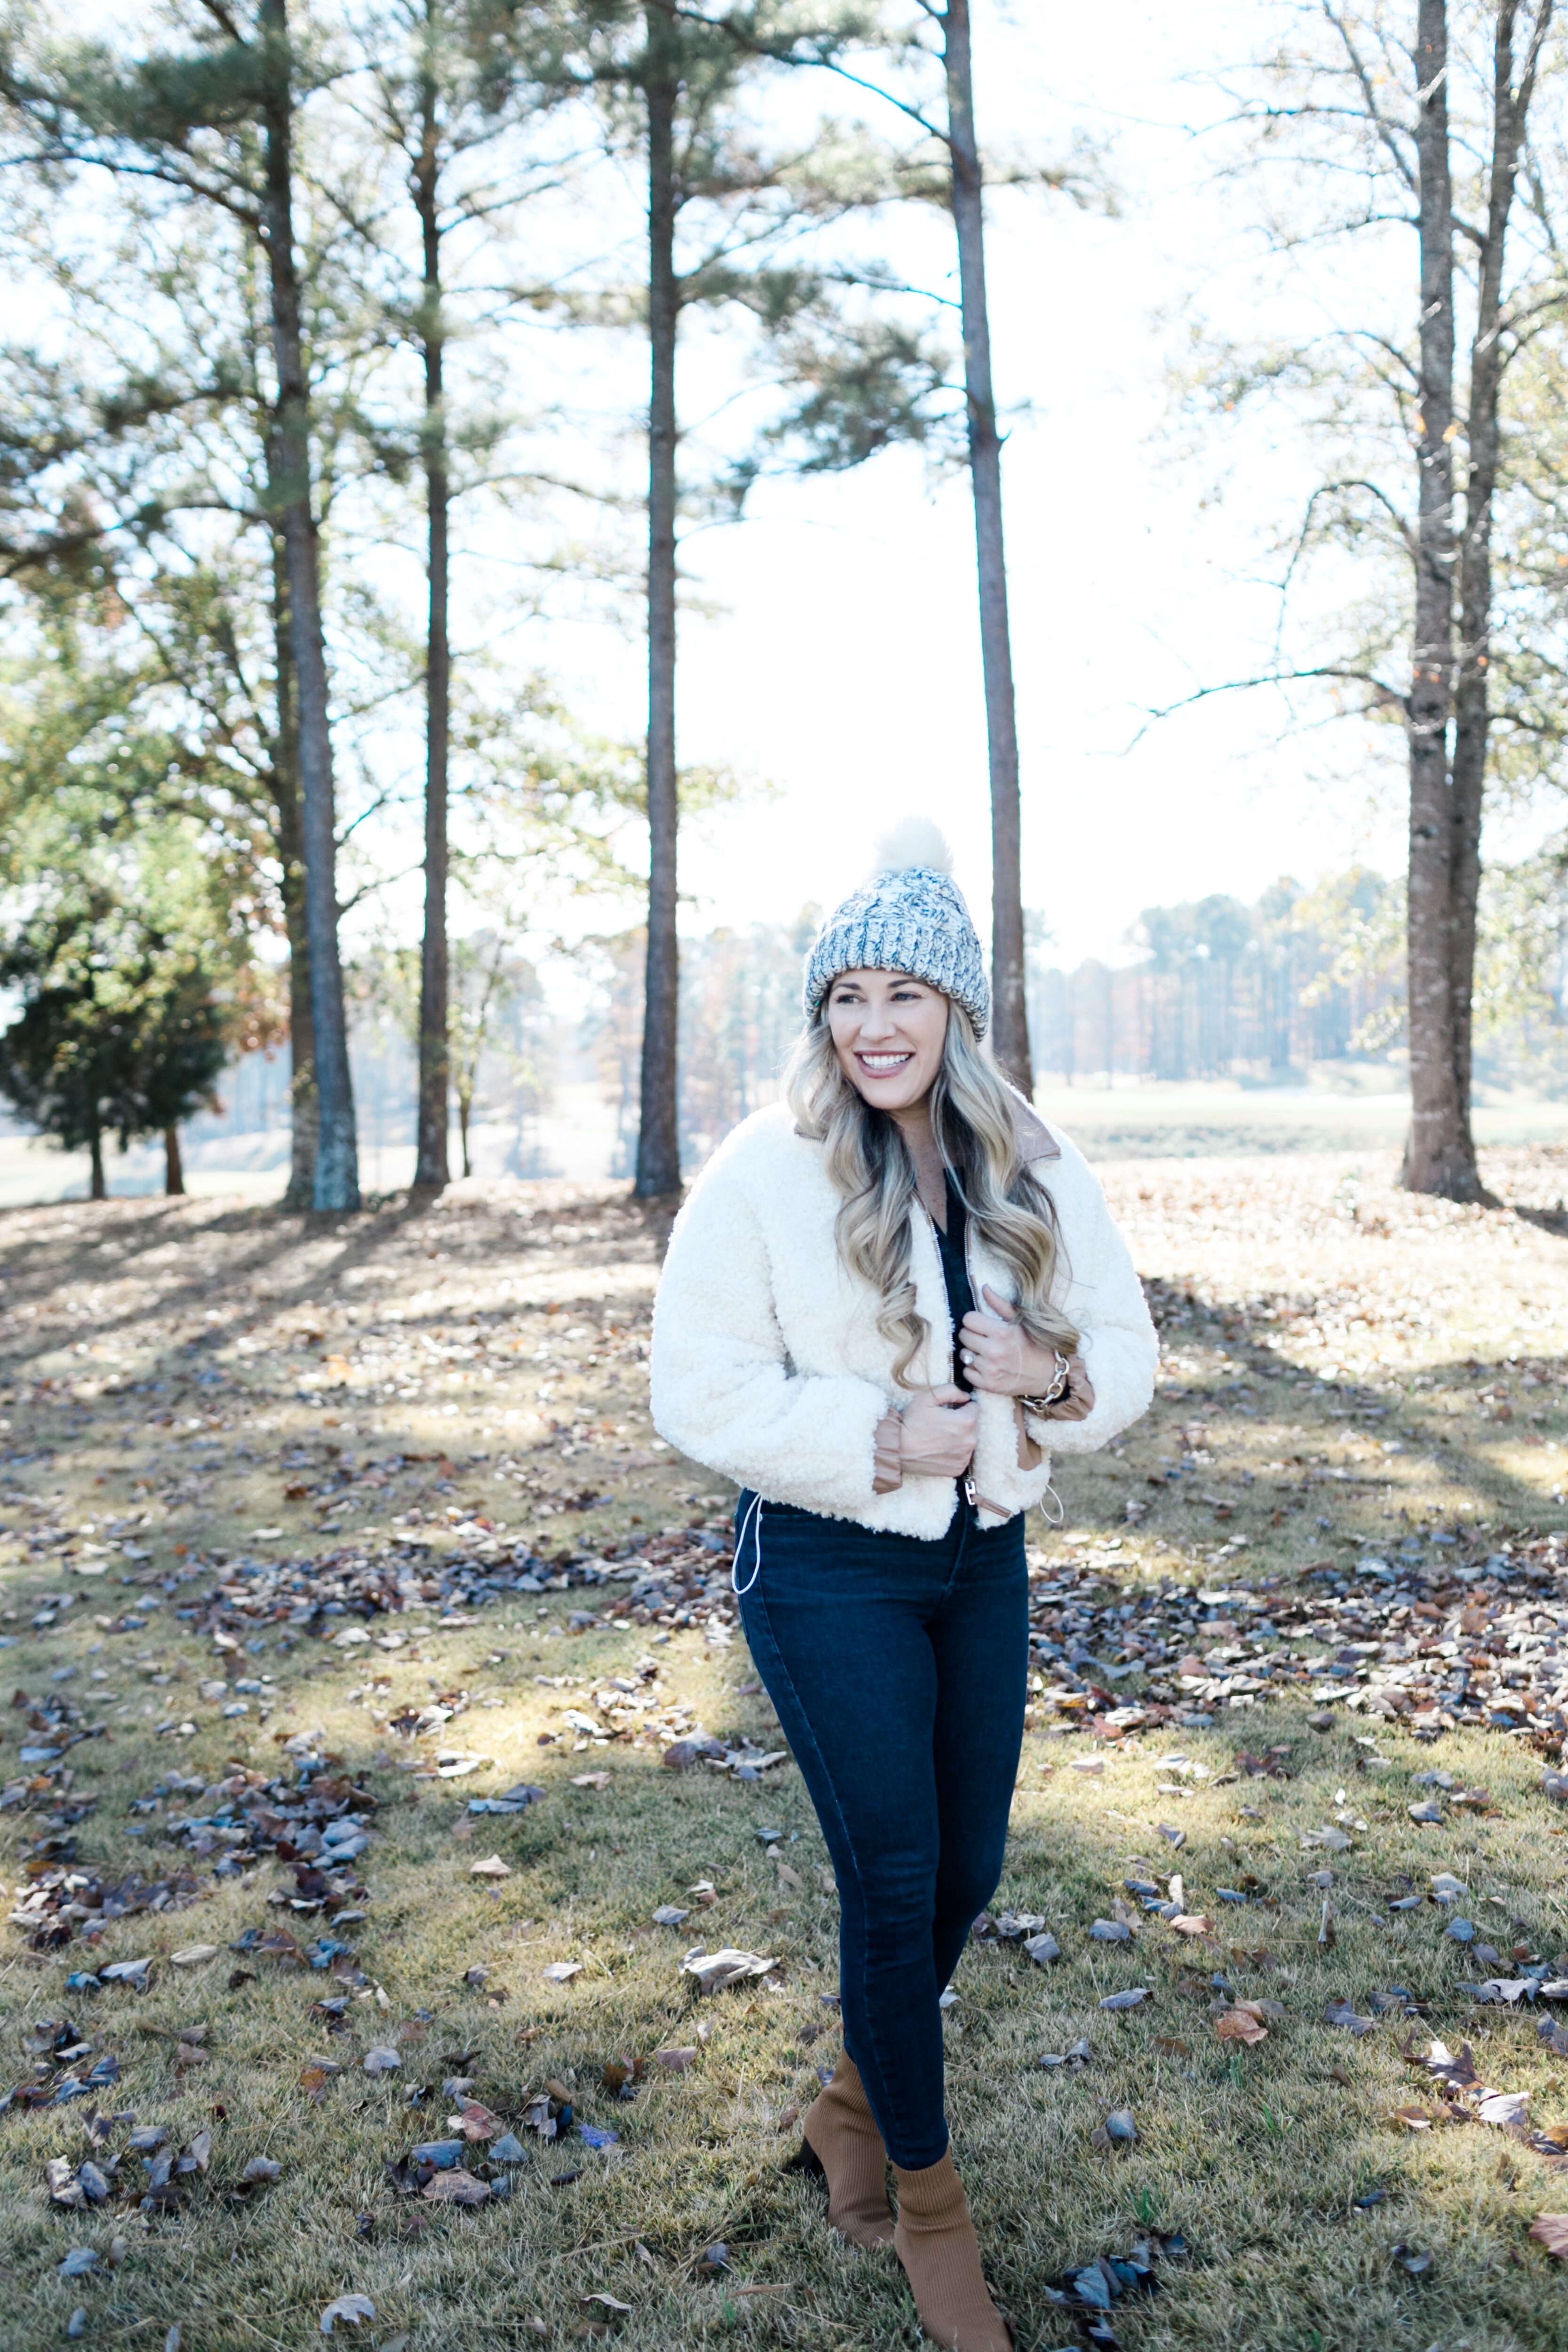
left=538, top=0, right=1416, bottom=970
left=30, top=2, right=1528, bottom=982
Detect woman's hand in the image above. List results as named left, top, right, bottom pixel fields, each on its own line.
left=897, top=1383, right=978, bottom=1477
left=959, top=1286, right=1095, bottom=1417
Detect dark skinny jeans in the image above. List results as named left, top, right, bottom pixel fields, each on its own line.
left=734, top=1492, right=1028, bottom=2170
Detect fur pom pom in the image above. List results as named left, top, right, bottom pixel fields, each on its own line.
left=868, top=817, right=954, bottom=879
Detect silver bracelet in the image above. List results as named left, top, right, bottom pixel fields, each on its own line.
left=1019, top=1353, right=1071, bottom=1415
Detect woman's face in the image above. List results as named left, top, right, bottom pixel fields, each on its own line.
left=827, top=969, right=950, bottom=1114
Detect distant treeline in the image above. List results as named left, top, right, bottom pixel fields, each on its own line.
left=637, top=864, right=1568, bottom=1146
left=1036, top=867, right=1568, bottom=1089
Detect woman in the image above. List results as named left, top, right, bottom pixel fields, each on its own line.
left=651, top=826, right=1156, bottom=2350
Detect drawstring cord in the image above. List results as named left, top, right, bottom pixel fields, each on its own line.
left=1040, top=1479, right=1065, bottom=1526
left=732, top=1492, right=764, bottom=1596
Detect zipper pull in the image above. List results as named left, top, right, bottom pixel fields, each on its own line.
left=963, top=1478, right=977, bottom=1507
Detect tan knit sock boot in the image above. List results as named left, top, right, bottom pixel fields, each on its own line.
left=891, top=2150, right=1012, bottom=2351
left=798, top=2054, right=895, bottom=2247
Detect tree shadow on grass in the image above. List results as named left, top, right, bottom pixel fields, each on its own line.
left=1055, top=1271, right=1568, bottom=1570
left=0, top=1182, right=674, bottom=1388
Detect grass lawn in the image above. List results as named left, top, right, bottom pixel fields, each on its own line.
left=0, top=1147, right=1567, bottom=2351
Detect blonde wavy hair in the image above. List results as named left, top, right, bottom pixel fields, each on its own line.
left=783, top=994, right=1080, bottom=1388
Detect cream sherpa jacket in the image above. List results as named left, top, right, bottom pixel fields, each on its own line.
left=650, top=1102, right=1157, bottom=1538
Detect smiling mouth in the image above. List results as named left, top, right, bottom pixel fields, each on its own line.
left=857, top=1051, right=913, bottom=1074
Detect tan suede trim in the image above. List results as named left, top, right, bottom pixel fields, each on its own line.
left=871, top=1408, right=904, bottom=1494
left=1010, top=1097, right=1061, bottom=1162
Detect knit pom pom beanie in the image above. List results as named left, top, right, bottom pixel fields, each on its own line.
left=802, top=819, right=991, bottom=1039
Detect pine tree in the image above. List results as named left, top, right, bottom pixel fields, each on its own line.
left=341, top=0, right=574, bottom=1193
left=0, top=0, right=362, bottom=1206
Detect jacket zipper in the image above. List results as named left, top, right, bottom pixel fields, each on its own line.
left=959, top=1197, right=980, bottom=1515
left=917, top=1191, right=984, bottom=1517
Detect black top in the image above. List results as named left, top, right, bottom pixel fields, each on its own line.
left=932, top=1172, right=976, bottom=1390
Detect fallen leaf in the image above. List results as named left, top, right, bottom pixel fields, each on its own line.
left=422, top=2168, right=491, bottom=2205
left=1038, top=2037, right=1092, bottom=2069
left=581, top=2295, right=633, bottom=2314
left=1022, top=1930, right=1062, bottom=1966
left=170, top=1945, right=219, bottom=1968
left=100, top=1957, right=152, bottom=1989
left=1530, top=2213, right=1568, bottom=2257
left=363, top=2046, right=401, bottom=2075
left=1090, top=2107, right=1138, bottom=2150
left=448, top=2100, right=502, bottom=2143
left=242, top=2156, right=283, bottom=2183
left=299, top=2065, right=333, bottom=2100
left=1216, top=2009, right=1267, bottom=2044
left=470, top=1855, right=511, bottom=1879
left=572, top=1772, right=611, bottom=1790
left=653, top=2047, right=697, bottom=2071
left=663, top=1736, right=727, bottom=1771
left=47, top=2158, right=84, bottom=2209
left=1324, top=2000, right=1376, bottom=2036
left=1168, top=1914, right=1216, bottom=1938
left=320, top=2296, right=376, bottom=2334
left=541, top=1961, right=583, bottom=1984
left=681, top=1947, right=776, bottom=1993
left=1422, top=2039, right=1480, bottom=2088
left=1099, top=1987, right=1151, bottom=2011
left=1154, top=2036, right=1191, bottom=2056
left=1462, top=1979, right=1533, bottom=2005
left=1390, top=2105, right=1437, bottom=2130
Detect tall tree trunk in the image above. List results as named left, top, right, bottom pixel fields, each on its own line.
left=1402, top=0, right=1469, bottom=1198
left=269, top=510, right=318, bottom=1210
left=636, top=6, right=681, bottom=1197
left=458, top=1090, right=472, bottom=1180
left=88, top=1128, right=105, bottom=1201
left=258, top=0, right=359, bottom=1212
left=164, top=1124, right=185, bottom=1196
left=413, top=63, right=451, bottom=1193
left=1450, top=1, right=1550, bottom=1136
left=942, top=0, right=1030, bottom=1092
